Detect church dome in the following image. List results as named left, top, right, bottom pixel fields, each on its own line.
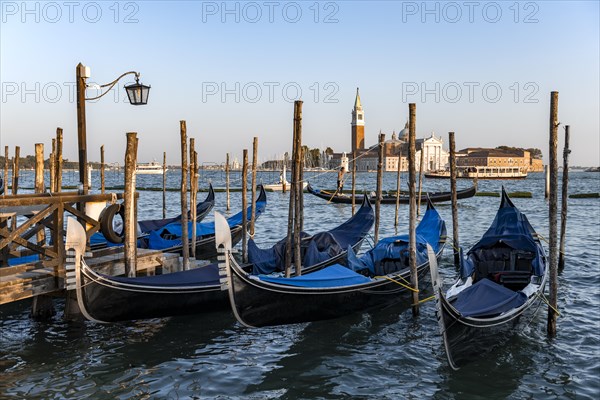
left=399, top=122, right=409, bottom=141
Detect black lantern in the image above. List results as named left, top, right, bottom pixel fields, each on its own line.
left=125, top=77, right=150, bottom=105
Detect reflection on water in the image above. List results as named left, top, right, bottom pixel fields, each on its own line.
left=1, top=171, right=599, bottom=398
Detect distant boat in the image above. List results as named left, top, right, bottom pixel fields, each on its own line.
left=584, top=167, right=600, bottom=172
left=426, top=166, right=527, bottom=180
left=136, top=161, right=166, bottom=175
left=263, top=164, right=307, bottom=192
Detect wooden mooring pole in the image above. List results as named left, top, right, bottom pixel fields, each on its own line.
left=225, top=153, right=230, bottom=212
left=408, top=103, right=419, bottom=316
left=374, top=133, right=385, bottom=244
left=545, top=165, right=550, bottom=199
left=417, top=145, right=424, bottom=216
left=250, top=137, right=258, bottom=236
left=34, top=143, right=45, bottom=245
left=12, top=146, right=20, bottom=195
left=180, top=121, right=189, bottom=271
left=50, top=139, right=56, bottom=193
left=449, top=132, right=460, bottom=268
left=11, top=146, right=20, bottom=231
left=100, top=145, right=105, bottom=193
left=31, top=142, right=55, bottom=319
left=559, top=125, right=570, bottom=271
left=394, top=147, right=402, bottom=227
left=55, top=128, right=63, bottom=192
left=3, top=146, right=8, bottom=193
left=351, top=150, right=357, bottom=215
left=124, top=132, right=138, bottom=277
left=241, top=149, right=249, bottom=263
left=293, top=101, right=303, bottom=275
left=163, top=151, right=167, bottom=219
left=190, top=138, right=197, bottom=259
left=547, top=91, right=559, bottom=336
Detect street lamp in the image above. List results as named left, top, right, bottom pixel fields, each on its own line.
left=76, top=62, right=151, bottom=194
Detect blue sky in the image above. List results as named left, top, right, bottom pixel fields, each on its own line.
left=1, top=1, right=598, bottom=166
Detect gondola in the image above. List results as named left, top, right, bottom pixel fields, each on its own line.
left=140, top=185, right=267, bottom=259
left=217, top=199, right=446, bottom=328
left=65, top=191, right=374, bottom=323
left=430, top=187, right=548, bottom=370
left=306, top=182, right=476, bottom=205
left=92, top=183, right=216, bottom=246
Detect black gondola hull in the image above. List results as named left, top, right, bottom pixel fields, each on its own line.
left=307, top=183, right=476, bottom=205
left=228, top=259, right=433, bottom=327
left=78, top=265, right=227, bottom=323
left=436, top=287, right=545, bottom=369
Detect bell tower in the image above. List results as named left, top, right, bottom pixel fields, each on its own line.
left=351, top=88, right=365, bottom=152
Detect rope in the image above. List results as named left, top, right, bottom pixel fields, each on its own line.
left=534, top=232, right=567, bottom=256
left=418, top=295, right=435, bottom=304
left=375, top=275, right=419, bottom=292
left=538, top=291, right=561, bottom=316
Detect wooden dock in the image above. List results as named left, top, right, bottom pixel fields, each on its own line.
left=0, top=247, right=178, bottom=305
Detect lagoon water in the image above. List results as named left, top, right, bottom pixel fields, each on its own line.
left=1, top=169, right=599, bottom=399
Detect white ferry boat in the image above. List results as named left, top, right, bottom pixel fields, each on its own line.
left=425, top=166, right=527, bottom=180
left=136, top=161, right=167, bottom=175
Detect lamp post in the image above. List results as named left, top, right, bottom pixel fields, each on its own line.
left=75, top=62, right=150, bottom=194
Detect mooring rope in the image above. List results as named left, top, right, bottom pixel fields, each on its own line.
left=537, top=291, right=561, bottom=316
left=375, top=275, right=419, bottom=292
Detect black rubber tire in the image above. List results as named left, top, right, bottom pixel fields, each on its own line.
left=99, top=203, right=125, bottom=244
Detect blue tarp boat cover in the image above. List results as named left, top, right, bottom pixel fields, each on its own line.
left=137, top=190, right=213, bottom=233
left=347, top=205, right=445, bottom=275
left=145, top=198, right=266, bottom=250
left=8, top=254, right=40, bottom=266
left=104, top=263, right=220, bottom=287
left=248, top=199, right=374, bottom=275
left=461, top=190, right=545, bottom=279
left=451, top=278, right=527, bottom=317
left=258, top=264, right=371, bottom=288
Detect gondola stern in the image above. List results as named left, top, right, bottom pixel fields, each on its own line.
left=428, top=243, right=459, bottom=370
left=214, top=211, right=256, bottom=328
left=65, top=217, right=106, bottom=323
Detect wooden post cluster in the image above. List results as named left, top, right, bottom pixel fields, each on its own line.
left=408, top=103, right=419, bottom=316
left=559, top=125, right=570, bottom=271
left=124, top=132, right=138, bottom=277
left=285, top=101, right=303, bottom=277
left=374, top=133, right=384, bottom=243
left=251, top=137, right=258, bottom=236
left=547, top=91, right=559, bottom=336
left=180, top=121, right=189, bottom=271
left=242, top=149, right=249, bottom=263
left=449, top=132, right=460, bottom=268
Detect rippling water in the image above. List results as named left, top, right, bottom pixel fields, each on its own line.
left=1, top=170, right=599, bottom=399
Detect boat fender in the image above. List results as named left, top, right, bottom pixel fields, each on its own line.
left=99, top=203, right=126, bottom=244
